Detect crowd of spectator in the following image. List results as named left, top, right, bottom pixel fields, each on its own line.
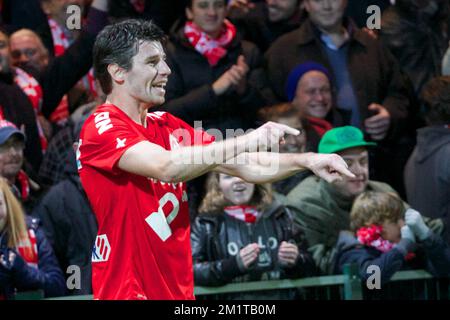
left=0, top=0, right=449, bottom=299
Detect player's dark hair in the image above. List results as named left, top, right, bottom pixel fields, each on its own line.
left=93, top=19, right=166, bottom=95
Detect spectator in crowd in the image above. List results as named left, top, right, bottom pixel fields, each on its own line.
left=156, top=0, right=266, bottom=133
left=285, top=61, right=348, bottom=135
left=0, top=0, right=108, bottom=171
left=0, top=177, right=65, bottom=299
left=227, top=0, right=306, bottom=53
left=258, top=103, right=316, bottom=196
left=285, top=126, right=444, bottom=274
left=404, top=76, right=450, bottom=244
left=33, top=121, right=97, bottom=295
left=191, top=172, right=316, bottom=299
left=335, top=191, right=450, bottom=299
left=264, top=0, right=417, bottom=196
left=38, top=79, right=104, bottom=187
left=0, top=120, right=42, bottom=213
left=380, top=0, right=449, bottom=97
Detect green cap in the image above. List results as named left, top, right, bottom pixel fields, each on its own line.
left=318, top=126, right=376, bottom=154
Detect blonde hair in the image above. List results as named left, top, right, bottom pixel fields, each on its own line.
left=198, top=172, right=273, bottom=215
left=0, top=178, right=30, bottom=249
left=350, top=191, right=405, bottom=231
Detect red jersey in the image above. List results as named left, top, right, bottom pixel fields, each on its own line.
left=78, top=103, right=214, bottom=300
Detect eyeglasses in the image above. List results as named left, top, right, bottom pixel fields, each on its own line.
left=0, top=139, right=25, bottom=153
left=10, top=48, right=38, bottom=60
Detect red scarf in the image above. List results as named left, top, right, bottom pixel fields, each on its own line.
left=13, top=68, right=48, bottom=152
left=16, top=170, right=30, bottom=201
left=224, top=205, right=259, bottom=223
left=184, top=19, right=236, bottom=66
left=16, top=229, right=39, bottom=269
left=357, top=224, right=415, bottom=260
left=48, top=17, right=98, bottom=123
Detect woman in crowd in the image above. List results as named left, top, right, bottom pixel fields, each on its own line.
left=191, top=172, right=316, bottom=299
left=0, top=178, right=65, bottom=299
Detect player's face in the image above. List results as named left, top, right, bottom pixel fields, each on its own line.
left=186, top=0, right=227, bottom=38
left=293, top=70, right=332, bottom=119
left=266, top=0, right=299, bottom=23
left=125, top=41, right=171, bottom=106
left=219, top=174, right=255, bottom=206
left=332, top=147, right=369, bottom=198
left=304, top=0, right=347, bottom=33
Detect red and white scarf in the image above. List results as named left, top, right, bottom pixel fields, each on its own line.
left=17, top=229, right=39, bottom=269
left=48, top=17, right=98, bottom=123
left=224, top=205, right=259, bottom=224
left=13, top=68, right=48, bottom=152
left=184, top=19, right=236, bottom=66
left=357, top=224, right=415, bottom=260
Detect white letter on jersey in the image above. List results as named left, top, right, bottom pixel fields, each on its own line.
left=145, top=192, right=180, bottom=241
left=95, top=112, right=113, bottom=135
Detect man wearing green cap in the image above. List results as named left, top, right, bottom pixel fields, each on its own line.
left=284, top=126, right=444, bottom=275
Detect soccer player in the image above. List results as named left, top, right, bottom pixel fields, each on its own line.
left=77, top=19, right=354, bottom=300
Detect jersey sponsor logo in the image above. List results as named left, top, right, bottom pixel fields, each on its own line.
left=145, top=192, right=180, bottom=242
left=92, top=234, right=111, bottom=262
left=116, top=137, right=126, bottom=149
left=147, top=111, right=166, bottom=120
left=94, top=112, right=113, bottom=135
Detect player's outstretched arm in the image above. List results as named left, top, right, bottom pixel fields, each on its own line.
left=215, top=152, right=355, bottom=184
left=117, top=122, right=300, bottom=183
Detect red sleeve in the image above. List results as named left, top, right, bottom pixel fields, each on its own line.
left=164, top=113, right=215, bottom=147
left=78, top=110, right=150, bottom=174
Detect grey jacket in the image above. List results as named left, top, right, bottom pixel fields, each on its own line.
left=404, top=126, right=450, bottom=243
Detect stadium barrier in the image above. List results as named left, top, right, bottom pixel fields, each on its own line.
left=13, top=266, right=449, bottom=300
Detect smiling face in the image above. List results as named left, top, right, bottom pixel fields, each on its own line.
left=332, top=147, right=369, bottom=198
left=292, top=70, right=332, bottom=119
left=219, top=174, right=255, bottom=206
left=277, top=116, right=307, bottom=153
left=266, top=0, right=299, bottom=22
left=303, top=0, right=347, bottom=33
left=186, top=0, right=227, bottom=38
left=122, top=41, right=171, bottom=106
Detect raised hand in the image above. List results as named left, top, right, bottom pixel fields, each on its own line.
left=364, top=103, right=391, bottom=141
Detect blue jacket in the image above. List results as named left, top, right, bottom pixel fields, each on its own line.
left=0, top=217, right=66, bottom=299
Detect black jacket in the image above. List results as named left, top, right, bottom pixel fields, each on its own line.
left=0, top=216, right=66, bottom=299
left=33, top=148, right=97, bottom=295
left=191, top=201, right=316, bottom=299
left=156, top=21, right=266, bottom=133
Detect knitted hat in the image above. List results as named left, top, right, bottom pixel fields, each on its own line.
left=285, top=61, right=332, bottom=102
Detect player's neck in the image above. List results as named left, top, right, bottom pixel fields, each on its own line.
left=106, top=93, right=150, bottom=127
